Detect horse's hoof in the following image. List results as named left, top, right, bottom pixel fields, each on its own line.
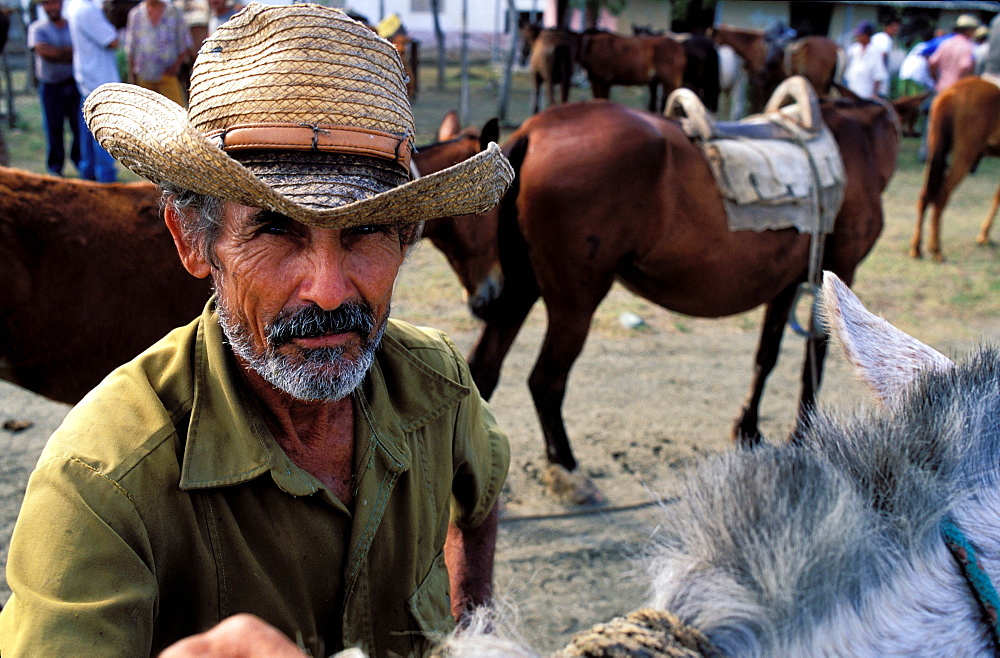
left=976, top=236, right=992, bottom=246
left=932, top=252, right=946, bottom=263
left=908, top=248, right=922, bottom=259
left=542, top=464, right=606, bottom=505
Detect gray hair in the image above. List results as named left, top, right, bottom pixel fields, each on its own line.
left=159, top=183, right=225, bottom=269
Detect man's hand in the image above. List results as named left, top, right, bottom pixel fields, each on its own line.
left=158, top=614, right=305, bottom=657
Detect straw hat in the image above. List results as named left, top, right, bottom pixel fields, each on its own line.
left=83, top=3, right=514, bottom=229
left=955, top=14, right=982, bottom=30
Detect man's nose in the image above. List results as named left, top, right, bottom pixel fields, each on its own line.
left=297, top=240, right=354, bottom=311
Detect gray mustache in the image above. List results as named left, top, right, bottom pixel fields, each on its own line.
left=266, top=303, right=375, bottom=347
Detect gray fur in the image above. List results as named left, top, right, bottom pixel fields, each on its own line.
left=441, top=274, right=1000, bottom=656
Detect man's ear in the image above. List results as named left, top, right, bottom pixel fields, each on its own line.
left=164, top=203, right=212, bottom=279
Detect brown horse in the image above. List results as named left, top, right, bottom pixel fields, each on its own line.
left=429, top=97, right=899, bottom=502
left=413, top=112, right=504, bottom=313
left=892, top=91, right=930, bottom=137
left=520, top=24, right=580, bottom=114
left=578, top=30, right=686, bottom=113
left=911, top=76, right=1000, bottom=261
left=712, top=25, right=840, bottom=112
left=785, top=36, right=842, bottom=95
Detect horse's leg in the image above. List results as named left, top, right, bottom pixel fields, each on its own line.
left=589, top=78, right=609, bottom=100
left=791, top=311, right=829, bottom=442
left=976, top=182, right=1000, bottom=245
left=529, top=277, right=614, bottom=503
left=467, top=289, right=539, bottom=399
left=647, top=80, right=658, bottom=112
left=911, top=196, right=928, bottom=259
left=733, top=281, right=799, bottom=447
left=927, top=157, right=976, bottom=262
left=533, top=73, right=543, bottom=114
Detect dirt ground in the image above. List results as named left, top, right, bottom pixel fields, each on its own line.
left=1, top=140, right=999, bottom=653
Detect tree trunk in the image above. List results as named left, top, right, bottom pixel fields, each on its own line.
left=584, top=0, right=600, bottom=29
left=431, top=0, right=446, bottom=91
left=556, top=0, right=571, bottom=28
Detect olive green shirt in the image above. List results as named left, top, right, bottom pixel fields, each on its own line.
left=0, top=301, right=509, bottom=657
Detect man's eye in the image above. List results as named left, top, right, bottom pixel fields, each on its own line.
left=347, top=224, right=397, bottom=240
left=259, top=223, right=289, bottom=236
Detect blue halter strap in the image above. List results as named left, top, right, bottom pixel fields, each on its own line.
left=941, top=516, right=1000, bottom=647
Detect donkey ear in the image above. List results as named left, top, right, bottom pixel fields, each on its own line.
left=820, top=271, right=953, bottom=403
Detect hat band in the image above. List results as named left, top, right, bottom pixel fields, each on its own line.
left=205, top=123, right=412, bottom=168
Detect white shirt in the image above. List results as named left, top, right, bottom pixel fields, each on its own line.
left=899, top=43, right=934, bottom=89
left=844, top=41, right=889, bottom=99
left=65, top=0, right=120, bottom=98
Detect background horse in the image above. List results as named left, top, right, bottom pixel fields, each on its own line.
left=712, top=25, right=840, bottom=112
left=439, top=272, right=1000, bottom=656
left=633, top=26, right=721, bottom=114
left=784, top=35, right=842, bottom=96
left=520, top=23, right=580, bottom=114
left=911, top=76, right=1000, bottom=261
left=429, top=95, right=898, bottom=503
left=578, top=30, right=686, bottom=113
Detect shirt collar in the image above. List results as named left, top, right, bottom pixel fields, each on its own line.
left=178, top=299, right=470, bottom=491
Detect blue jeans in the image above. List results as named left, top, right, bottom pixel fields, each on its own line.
left=39, top=79, right=82, bottom=176
left=78, top=100, right=117, bottom=182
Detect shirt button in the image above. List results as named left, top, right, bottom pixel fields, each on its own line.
left=361, top=499, right=367, bottom=506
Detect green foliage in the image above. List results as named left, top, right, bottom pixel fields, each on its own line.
left=568, top=0, right=628, bottom=17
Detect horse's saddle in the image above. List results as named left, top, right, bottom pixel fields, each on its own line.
left=665, top=76, right=846, bottom=235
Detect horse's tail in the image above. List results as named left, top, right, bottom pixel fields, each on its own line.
left=489, top=135, right=539, bottom=319
left=924, top=101, right=953, bottom=205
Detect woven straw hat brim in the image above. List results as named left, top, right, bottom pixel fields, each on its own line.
left=84, top=83, right=514, bottom=229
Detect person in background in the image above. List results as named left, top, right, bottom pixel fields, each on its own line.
left=871, top=17, right=900, bottom=96
left=928, top=14, right=981, bottom=93
left=918, top=14, right=982, bottom=161
left=871, top=17, right=900, bottom=64
left=898, top=38, right=935, bottom=96
left=206, top=0, right=242, bottom=34
left=65, top=0, right=118, bottom=181
left=973, top=24, right=990, bottom=74
left=843, top=20, right=889, bottom=99
left=27, top=0, right=81, bottom=177
left=124, top=0, right=193, bottom=106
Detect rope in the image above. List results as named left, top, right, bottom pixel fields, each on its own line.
left=554, top=608, right=721, bottom=657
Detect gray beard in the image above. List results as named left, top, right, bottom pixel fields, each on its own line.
left=215, top=294, right=386, bottom=402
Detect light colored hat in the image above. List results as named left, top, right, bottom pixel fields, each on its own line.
left=84, top=3, right=513, bottom=229
left=955, top=14, right=981, bottom=29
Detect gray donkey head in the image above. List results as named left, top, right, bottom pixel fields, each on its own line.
left=438, top=272, right=1000, bottom=657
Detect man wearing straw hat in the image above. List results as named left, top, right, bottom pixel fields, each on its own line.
left=0, top=4, right=513, bottom=656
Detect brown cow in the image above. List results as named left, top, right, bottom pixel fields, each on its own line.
left=0, top=169, right=210, bottom=403
left=578, top=30, right=686, bottom=113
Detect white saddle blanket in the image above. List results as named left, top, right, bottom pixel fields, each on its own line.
left=700, top=121, right=846, bottom=234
